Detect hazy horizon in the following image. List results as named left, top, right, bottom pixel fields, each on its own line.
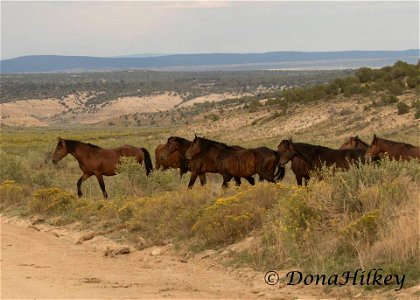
left=2, top=1, right=419, bottom=60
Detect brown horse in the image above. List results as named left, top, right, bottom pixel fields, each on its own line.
left=186, top=136, right=283, bottom=188
left=185, top=136, right=256, bottom=188
left=365, top=134, right=420, bottom=161
left=155, top=143, right=182, bottom=171
left=279, top=139, right=365, bottom=174
left=159, top=136, right=207, bottom=185
left=278, top=139, right=311, bottom=186
left=339, top=136, right=369, bottom=151
left=52, top=138, right=153, bottom=198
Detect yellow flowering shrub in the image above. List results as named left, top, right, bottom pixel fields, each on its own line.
left=29, top=187, right=77, bottom=215
left=0, top=179, right=30, bottom=209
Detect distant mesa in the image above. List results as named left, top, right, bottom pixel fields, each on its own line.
left=0, top=50, right=418, bottom=73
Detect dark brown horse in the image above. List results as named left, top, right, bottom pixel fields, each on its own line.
left=185, top=136, right=255, bottom=188
left=279, top=139, right=365, bottom=174
left=52, top=138, right=153, bottom=198
left=365, top=134, right=420, bottom=161
left=339, top=136, right=369, bottom=151
left=158, top=136, right=207, bottom=185
left=186, top=136, right=283, bottom=188
left=155, top=143, right=182, bottom=171
left=278, top=139, right=311, bottom=186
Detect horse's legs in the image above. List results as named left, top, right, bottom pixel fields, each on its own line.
left=304, top=176, right=310, bottom=186
left=95, top=174, right=108, bottom=199
left=198, top=174, right=207, bottom=186
left=234, top=176, right=241, bottom=186
left=296, top=176, right=303, bottom=186
left=245, top=176, right=255, bottom=185
left=188, top=172, right=198, bottom=189
left=222, top=174, right=233, bottom=188
left=77, top=173, right=91, bottom=197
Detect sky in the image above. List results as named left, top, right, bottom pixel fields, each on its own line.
left=1, top=1, right=419, bottom=59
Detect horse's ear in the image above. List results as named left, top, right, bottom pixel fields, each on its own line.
left=372, top=134, right=377, bottom=145
left=355, top=135, right=359, bottom=139
left=288, top=138, right=293, bottom=144
left=194, top=133, right=197, bottom=139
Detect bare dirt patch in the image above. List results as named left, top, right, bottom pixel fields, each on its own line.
left=0, top=215, right=317, bottom=299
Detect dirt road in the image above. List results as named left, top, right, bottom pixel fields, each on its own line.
left=3, top=216, right=415, bottom=299
left=0, top=216, right=307, bottom=299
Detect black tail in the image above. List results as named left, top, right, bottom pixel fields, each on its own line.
left=141, top=148, right=153, bottom=176
left=180, top=158, right=190, bottom=178
left=274, top=153, right=285, bottom=181
left=275, top=166, right=285, bottom=181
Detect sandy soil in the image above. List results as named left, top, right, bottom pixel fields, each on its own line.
left=0, top=92, right=253, bottom=127
left=0, top=92, right=183, bottom=127
left=177, top=93, right=251, bottom=108
left=1, top=215, right=323, bottom=299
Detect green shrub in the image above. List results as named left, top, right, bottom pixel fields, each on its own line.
left=397, top=102, right=410, bottom=115
left=381, top=94, right=398, bottom=105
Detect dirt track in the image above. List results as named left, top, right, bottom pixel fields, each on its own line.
left=0, top=216, right=311, bottom=299
left=2, top=216, right=417, bottom=299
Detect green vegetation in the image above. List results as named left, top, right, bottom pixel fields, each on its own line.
left=397, top=102, right=410, bottom=115
left=0, top=69, right=352, bottom=104
left=270, top=61, right=420, bottom=105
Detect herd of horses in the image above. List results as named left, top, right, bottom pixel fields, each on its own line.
left=52, top=135, right=420, bottom=198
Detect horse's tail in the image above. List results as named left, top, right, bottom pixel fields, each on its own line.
left=141, top=148, right=153, bottom=176
left=180, top=158, right=189, bottom=178
left=275, top=165, right=285, bottom=181
left=274, top=153, right=285, bottom=181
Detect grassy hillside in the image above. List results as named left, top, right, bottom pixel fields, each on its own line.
left=1, top=62, right=419, bottom=296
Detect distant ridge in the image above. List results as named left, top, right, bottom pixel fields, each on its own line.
left=1, top=50, right=418, bottom=73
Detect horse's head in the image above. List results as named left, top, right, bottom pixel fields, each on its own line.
left=279, top=139, right=296, bottom=166
left=160, top=137, right=181, bottom=161
left=340, top=136, right=357, bottom=149
left=278, top=139, right=292, bottom=155
left=185, top=135, right=200, bottom=159
left=365, top=134, right=381, bottom=160
left=52, top=137, right=68, bottom=164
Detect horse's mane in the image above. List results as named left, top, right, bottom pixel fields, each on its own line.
left=196, top=137, right=229, bottom=150
left=290, top=143, right=318, bottom=165
left=376, top=137, right=417, bottom=148
left=354, top=137, right=369, bottom=148
left=294, top=142, right=333, bottom=152
left=64, top=139, right=101, bottom=152
left=168, top=136, right=191, bottom=145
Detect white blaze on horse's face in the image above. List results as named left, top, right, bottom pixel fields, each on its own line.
left=52, top=139, right=68, bottom=164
